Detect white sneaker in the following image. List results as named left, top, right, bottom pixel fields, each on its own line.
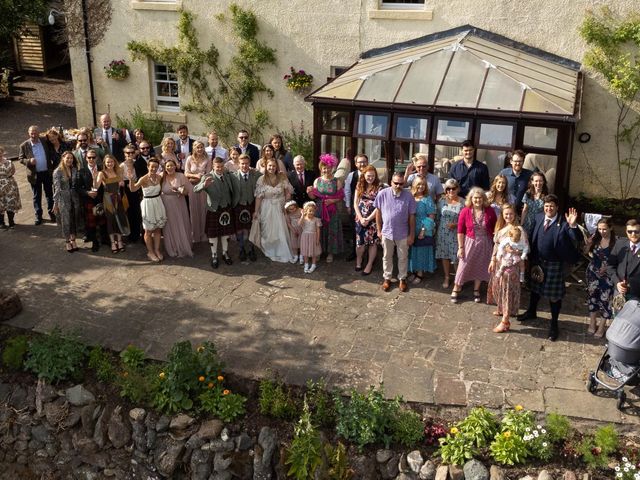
left=308, top=264, right=317, bottom=273
left=299, top=254, right=304, bottom=265
left=289, top=256, right=297, bottom=264
left=304, top=263, right=310, bottom=273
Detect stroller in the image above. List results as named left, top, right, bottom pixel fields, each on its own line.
left=587, top=299, right=640, bottom=410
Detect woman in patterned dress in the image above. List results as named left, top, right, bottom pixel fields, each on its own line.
left=52, top=151, right=82, bottom=252
left=521, top=172, right=548, bottom=239
left=308, top=154, right=344, bottom=262
left=585, top=217, right=616, bottom=337
left=0, top=146, right=21, bottom=229
left=451, top=187, right=497, bottom=304
left=353, top=165, right=381, bottom=275
left=436, top=178, right=464, bottom=289
left=96, top=155, right=130, bottom=254
left=409, top=176, right=436, bottom=283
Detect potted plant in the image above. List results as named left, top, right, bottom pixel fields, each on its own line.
left=104, top=59, right=130, bottom=80
left=284, top=66, right=313, bottom=92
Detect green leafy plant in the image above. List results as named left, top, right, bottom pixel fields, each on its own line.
left=285, top=400, right=324, bottom=480
left=88, top=346, right=117, bottom=382
left=306, top=378, right=335, bottom=428
left=120, top=344, right=146, bottom=370
left=438, top=426, right=477, bottom=466
left=334, top=385, right=399, bottom=450
left=104, top=59, right=130, bottom=80
left=2, top=335, right=28, bottom=370
left=545, top=412, right=572, bottom=443
left=24, top=328, right=87, bottom=384
left=118, top=364, right=159, bottom=404
left=284, top=66, right=313, bottom=91
left=197, top=379, right=246, bottom=422
left=456, top=406, right=499, bottom=448
left=490, top=430, right=529, bottom=466
left=116, top=106, right=173, bottom=147
left=128, top=5, right=276, bottom=141
left=325, top=441, right=353, bottom=480
left=279, top=121, right=313, bottom=169
left=259, top=376, right=299, bottom=420
left=578, top=424, right=620, bottom=469
left=612, top=456, right=640, bottom=480
left=391, top=407, right=425, bottom=447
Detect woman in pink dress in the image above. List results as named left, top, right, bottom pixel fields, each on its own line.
left=184, top=141, right=211, bottom=243
left=161, top=159, right=193, bottom=258
left=451, top=187, right=497, bottom=304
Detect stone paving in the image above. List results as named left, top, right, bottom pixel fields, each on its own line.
left=2, top=163, right=639, bottom=429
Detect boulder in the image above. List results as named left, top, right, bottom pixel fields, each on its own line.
left=154, top=436, right=185, bottom=478
left=419, top=460, right=436, bottom=480
left=65, top=385, right=96, bottom=406
left=236, top=432, right=253, bottom=451
left=190, top=449, right=212, bottom=480
left=170, top=413, right=195, bottom=431
left=490, top=465, right=505, bottom=480
left=407, top=451, right=424, bottom=473
left=0, top=289, right=22, bottom=321
left=215, top=451, right=234, bottom=472
left=464, top=459, right=489, bottom=480
left=107, top=406, right=131, bottom=449
left=449, top=464, right=464, bottom=480
left=377, top=449, right=394, bottom=464
left=563, top=472, right=577, bottom=480
left=31, top=424, right=53, bottom=444
left=538, top=471, right=553, bottom=480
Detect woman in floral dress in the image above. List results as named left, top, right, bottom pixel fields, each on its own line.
left=521, top=172, right=548, bottom=239
left=585, top=217, right=616, bottom=337
left=52, top=152, right=82, bottom=252
left=436, top=178, right=464, bottom=289
left=96, top=155, right=130, bottom=253
left=353, top=165, right=381, bottom=275
left=0, top=146, right=21, bottom=229
left=309, top=154, right=344, bottom=262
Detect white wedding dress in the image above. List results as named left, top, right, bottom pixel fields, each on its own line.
left=253, top=178, right=295, bottom=263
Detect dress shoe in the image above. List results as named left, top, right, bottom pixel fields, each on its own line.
left=547, top=325, right=559, bottom=342
left=49, top=212, right=56, bottom=223
left=82, top=235, right=89, bottom=243
left=211, top=256, right=219, bottom=269
left=399, top=280, right=408, bottom=292
left=34, top=218, right=43, bottom=225
left=248, top=248, right=257, bottom=262
left=222, top=253, right=233, bottom=265
left=0, top=224, right=7, bottom=230
left=238, top=248, right=247, bottom=261
left=91, top=241, right=100, bottom=252
left=346, top=252, right=356, bottom=261
left=517, top=311, right=537, bottom=322
left=382, top=279, right=391, bottom=292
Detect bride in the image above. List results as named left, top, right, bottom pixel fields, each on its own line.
left=250, top=158, right=296, bottom=263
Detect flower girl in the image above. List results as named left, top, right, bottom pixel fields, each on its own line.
left=298, top=201, right=322, bottom=273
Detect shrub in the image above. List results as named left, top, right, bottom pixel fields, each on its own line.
left=438, top=427, right=477, bottom=466
left=2, top=335, right=29, bottom=370
left=120, top=344, right=145, bottom=370
left=490, top=430, right=529, bottom=466
left=285, top=400, right=323, bottom=480
left=24, top=328, right=87, bottom=383
left=197, top=380, right=246, bottom=423
left=306, top=378, right=335, bottom=428
left=279, top=121, right=313, bottom=169
left=259, top=376, right=299, bottom=420
left=325, top=441, right=353, bottom=480
left=88, top=346, right=117, bottom=382
left=545, top=412, right=572, bottom=443
left=391, top=407, right=425, bottom=447
left=115, top=106, right=172, bottom=147
left=424, top=420, right=447, bottom=446
left=118, top=364, right=159, bottom=404
left=457, top=406, right=499, bottom=448
left=334, top=385, right=399, bottom=450
left=578, top=424, right=619, bottom=469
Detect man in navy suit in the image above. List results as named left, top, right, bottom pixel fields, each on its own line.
left=607, top=219, right=640, bottom=300
left=517, top=194, right=582, bottom=341
left=234, top=129, right=260, bottom=168
left=287, top=155, right=315, bottom=207
left=94, top=113, right=130, bottom=162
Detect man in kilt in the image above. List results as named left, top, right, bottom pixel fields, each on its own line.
left=193, top=156, right=239, bottom=269
left=233, top=154, right=261, bottom=262
left=517, top=194, right=582, bottom=341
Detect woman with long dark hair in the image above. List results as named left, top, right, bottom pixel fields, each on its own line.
left=585, top=217, right=616, bottom=337
left=52, top=151, right=82, bottom=252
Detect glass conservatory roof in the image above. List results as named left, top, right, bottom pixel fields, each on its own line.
left=308, top=25, right=582, bottom=118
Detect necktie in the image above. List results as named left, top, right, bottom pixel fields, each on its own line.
left=211, top=148, right=216, bottom=159
left=632, top=244, right=638, bottom=255
left=299, top=173, right=304, bottom=185
left=244, top=174, right=248, bottom=182
left=104, top=130, right=111, bottom=151
left=544, top=219, right=551, bottom=232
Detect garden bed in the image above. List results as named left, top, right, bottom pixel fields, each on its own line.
left=0, top=323, right=638, bottom=480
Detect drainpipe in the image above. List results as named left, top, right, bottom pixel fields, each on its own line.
left=81, top=0, right=97, bottom=125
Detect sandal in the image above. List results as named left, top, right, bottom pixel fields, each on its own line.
left=111, top=241, right=119, bottom=254
left=450, top=289, right=460, bottom=304
left=492, top=310, right=503, bottom=317
left=412, top=274, right=423, bottom=285
left=147, top=252, right=160, bottom=263
left=442, top=280, right=450, bottom=289
left=493, top=320, right=511, bottom=333
left=118, top=240, right=126, bottom=252
left=65, top=241, right=74, bottom=253
left=473, top=289, right=481, bottom=303
left=71, top=239, right=79, bottom=252
left=355, top=264, right=363, bottom=272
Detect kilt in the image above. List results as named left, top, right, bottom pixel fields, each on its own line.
left=234, top=202, right=255, bottom=230
left=205, top=206, right=236, bottom=238
left=531, top=259, right=565, bottom=301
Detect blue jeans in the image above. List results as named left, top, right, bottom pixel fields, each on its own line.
left=32, top=171, right=54, bottom=219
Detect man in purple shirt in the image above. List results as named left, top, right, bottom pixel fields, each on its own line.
left=374, top=171, right=417, bottom=292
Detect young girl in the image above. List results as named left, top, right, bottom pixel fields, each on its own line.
left=521, top=172, right=548, bottom=239
left=496, top=226, right=529, bottom=282
left=285, top=200, right=302, bottom=263
left=298, top=201, right=322, bottom=273
left=585, top=217, right=616, bottom=337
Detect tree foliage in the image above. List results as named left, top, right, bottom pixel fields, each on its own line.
left=579, top=7, right=640, bottom=200
left=128, top=5, right=276, bottom=140
left=0, top=0, right=48, bottom=68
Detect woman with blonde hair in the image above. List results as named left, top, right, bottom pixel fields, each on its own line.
left=408, top=176, right=436, bottom=284
left=96, top=154, right=130, bottom=253
left=184, top=140, right=211, bottom=242
left=435, top=178, right=464, bottom=288
left=52, top=151, right=82, bottom=252
left=353, top=165, right=381, bottom=275
left=160, top=136, right=179, bottom=171
left=486, top=174, right=515, bottom=217
left=451, top=186, right=497, bottom=303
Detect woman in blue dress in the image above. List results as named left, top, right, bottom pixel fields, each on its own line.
left=409, top=177, right=436, bottom=284
left=520, top=172, right=548, bottom=239
left=585, top=217, right=616, bottom=337
left=436, top=178, right=464, bottom=289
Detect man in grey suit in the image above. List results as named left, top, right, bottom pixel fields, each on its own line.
left=234, top=154, right=262, bottom=261
left=18, top=125, right=55, bottom=225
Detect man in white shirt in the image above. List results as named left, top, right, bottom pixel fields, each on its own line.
left=18, top=125, right=56, bottom=224
left=94, top=113, right=130, bottom=162
left=205, top=131, right=228, bottom=161
left=404, top=153, right=444, bottom=202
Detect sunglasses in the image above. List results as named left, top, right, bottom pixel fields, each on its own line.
left=86, top=156, right=97, bottom=159
left=124, top=151, right=135, bottom=155
left=140, top=146, right=150, bottom=149
left=445, top=187, right=456, bottom=191
left=627, top=230, right=640, bottom=235
left=392, top=181, right=404, bottom=186
left=238, top=136, right=248, bottom=140
left=415, top=165, right=427, bottom=169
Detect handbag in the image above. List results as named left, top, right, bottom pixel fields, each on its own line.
left=531, top=265, right=544, bottom=283
left=413, top=235, right=434, bottom=247
left=92, top=203, right=105, bottom=216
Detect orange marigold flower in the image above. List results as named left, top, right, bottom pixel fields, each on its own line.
left=223, top=389, right=230, bottom=395
left=217, top=375, right=224, bottom=381
left=208, top=382, right=214, bottom=389
left=198, top=376, right=205, bottom=382
left=159, top=372, right=166, bottom=379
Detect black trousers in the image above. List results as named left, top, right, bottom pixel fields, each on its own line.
left=31, top=171, right=54, bottom=219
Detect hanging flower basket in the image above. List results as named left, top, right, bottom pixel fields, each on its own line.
left=284, top=66, right=313, bottom=92
left=104, top=60, right=130, bottom=80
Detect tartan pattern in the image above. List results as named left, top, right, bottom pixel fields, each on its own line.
left=531, top=260, right=565, bottom=301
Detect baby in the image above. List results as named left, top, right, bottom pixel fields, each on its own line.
left=496, top=226, right=529, bottom=282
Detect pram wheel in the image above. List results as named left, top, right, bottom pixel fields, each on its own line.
left=616, top=391, right=626, bottom=411
left=587, top=372, right=597, bottom=393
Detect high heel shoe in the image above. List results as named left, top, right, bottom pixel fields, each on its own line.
left=71, top=240, right=79, bottom=252
left=493, top=320, right=510, bottom=333
left=473, top=289, right=481, bottom=303
left=65, top=241, right=74, bottom=253
left=450, top=289, right=460, bottom=304
left=111, top=241, right=119, bottom=254
left=118, top=240, right=125, bottom=252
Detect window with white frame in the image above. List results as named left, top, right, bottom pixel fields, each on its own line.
left=381, top=0, right=425, bottom=9
left=153, top=63, right=180, bottom=111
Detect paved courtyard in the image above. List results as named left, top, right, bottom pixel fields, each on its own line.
left=2, top=162, right=639, bottom=429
